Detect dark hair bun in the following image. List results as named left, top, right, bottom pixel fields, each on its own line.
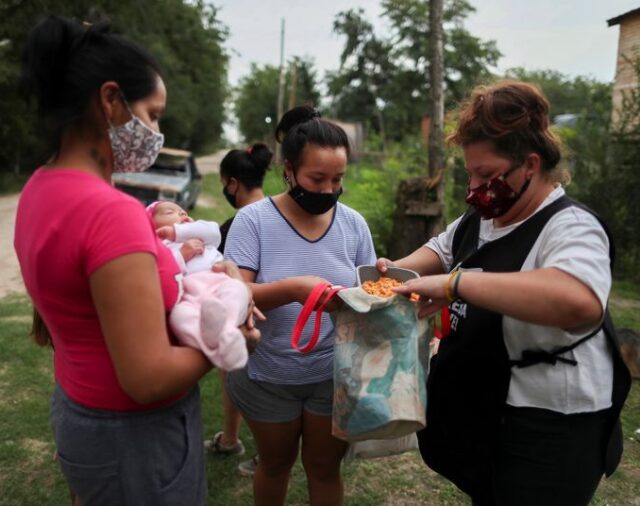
left=476, top=83, right=550, bottom=137
left=275, top=105, right=321, bottom=143
left=20, top=15, right=161, bottom=157
left=220, top=143, right=273, bottom=189
left=248, top=143, right=273, bottom=174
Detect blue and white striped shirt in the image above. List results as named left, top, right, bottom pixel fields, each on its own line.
left=225, top=197, right=376, bottom=384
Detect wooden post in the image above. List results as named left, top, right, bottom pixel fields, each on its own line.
left=427, top=0, right=445, bottom=238
left=428, top=0, right=444, bottom=180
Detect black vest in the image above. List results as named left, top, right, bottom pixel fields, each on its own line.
left=417, top=196, right=631, bottom=498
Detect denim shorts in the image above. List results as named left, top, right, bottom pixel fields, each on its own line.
left=226, top=366, right=334, bottom=423
left=50, top=384, right=206, bottom=506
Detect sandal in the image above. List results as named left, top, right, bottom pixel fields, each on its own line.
left=238, top=454, right=259, bottom=476
left=205, top=431, right=245, bottom=456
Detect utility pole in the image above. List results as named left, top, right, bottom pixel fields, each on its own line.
left=288, top=57, right=298, bottom=110
left=428, top=0, right=444, bottom=180
left=276, top=18, right=286, bottom=160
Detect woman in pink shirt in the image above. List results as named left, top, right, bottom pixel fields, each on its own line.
left=14, top=15, right=258, bottom=505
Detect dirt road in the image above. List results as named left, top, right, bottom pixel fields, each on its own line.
left=195, top=150, right=227, bottom=175
left=0, top=193, right=24, bottom=298
left=0, top=151, right=230, bottom=298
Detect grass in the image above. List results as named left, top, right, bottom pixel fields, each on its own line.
left=2, top=177, right=639, bottom=504
left=1, top=283, right=639, bottom=505
left=0, top=173, right=30, bottom=195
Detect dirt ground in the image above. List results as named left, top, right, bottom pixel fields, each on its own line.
left=0, top=193, right=25, bottom=298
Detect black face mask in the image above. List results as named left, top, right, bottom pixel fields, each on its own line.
left=288, top=181, right=343, bottom=215
left=223, top=184, right=237, bottom=209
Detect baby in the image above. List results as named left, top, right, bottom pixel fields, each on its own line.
left=147, top=200, right=250, bottom=371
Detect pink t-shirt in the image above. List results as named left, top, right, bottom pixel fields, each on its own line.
left=14, top=168, right=183, bottom=411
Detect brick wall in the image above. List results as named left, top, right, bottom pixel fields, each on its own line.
left=612, top=14, right=640, bottom=125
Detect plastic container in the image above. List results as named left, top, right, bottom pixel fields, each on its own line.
left=356, top=265, right=419, bottom=286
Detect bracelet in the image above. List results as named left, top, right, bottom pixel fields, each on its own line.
left=452, top=271, right=463, bottom=301
left=444, top=270, right=459, bottom=303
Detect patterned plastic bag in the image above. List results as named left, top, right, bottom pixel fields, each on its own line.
left=330, top=287, right=430, bottom=442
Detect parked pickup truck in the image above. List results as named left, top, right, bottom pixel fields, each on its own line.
left=112, top=147, right=202, bottom=209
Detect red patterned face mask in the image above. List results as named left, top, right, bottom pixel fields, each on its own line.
left=465, top=165, right=530, bottom=219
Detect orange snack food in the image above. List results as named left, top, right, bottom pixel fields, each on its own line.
left=361, top=277, right=419, bottom=301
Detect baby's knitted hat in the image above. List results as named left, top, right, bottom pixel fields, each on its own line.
left=146, top=201, right=161, bottom=220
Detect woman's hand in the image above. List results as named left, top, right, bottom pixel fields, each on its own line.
left=287, top=276, right=329, bottom=305
left=282, top=276, right=343, bottom=312
left=246, top=274, right=342, bottom=313
left=317, top=285, right=343, bottom=313
left=375, top=257, right=395, bottom=274
left=393, top=274, right=449, bottom=318
left=212, top=260, right=243, bottom=279
left=240, top=307, right=262, bottom=354
left=220, top=263, right=265, bottom=354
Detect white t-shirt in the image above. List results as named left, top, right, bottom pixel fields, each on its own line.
left=426, top=186, right=613, bottom=414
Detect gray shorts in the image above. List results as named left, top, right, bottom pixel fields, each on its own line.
left=51, top=384, right=206, bottom=506
left=227, top=366, right=334, bottom=423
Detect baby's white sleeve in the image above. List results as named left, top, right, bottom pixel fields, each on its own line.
left=174, top=220, right=222, bottom=249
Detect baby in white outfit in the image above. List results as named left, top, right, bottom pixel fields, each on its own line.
left=147, top=200, right=249, bottom=371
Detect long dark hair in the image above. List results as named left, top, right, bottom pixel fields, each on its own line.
left=220, top=143, right=273, bottom=189
left=20, top=15, right=161, bottom=347
left=275, top=105, right=350, bottom=171
left=20, top=15, right=162, bottom=156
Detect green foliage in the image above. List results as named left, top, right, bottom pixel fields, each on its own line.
left=505, top=68, right=612, bottom=118
left=326, top=0, right=501, bottom=140
left=0, top=0, right=228, bottom=173
left=234, top=57, right=321, bottom=144
left=235, top=64, right=281, bottom=144
left=341, top=137, right=429, bottom=256
left=1, top=285, right=639, bottom=504
left=507, top=63, right=640, bottom=281
left=554, top=58, right=640, bottom=282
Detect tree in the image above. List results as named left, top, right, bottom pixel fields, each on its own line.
left=0, top=0, right=228, bottom=173
left=325, top=9, right=396, bottom=146
left=235, top=58, right=321, bottom=144
left=327, top=0, right=501, bottom=140
left=504, top=68, right=612, bottom=118
left=563, top=59, right=640, bottom=280
left=389, top=0, right=446, bottom=258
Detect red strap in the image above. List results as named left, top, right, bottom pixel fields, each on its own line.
left=433, top=306, right=451, bottom=340
left=291, top=283, right=343, bottom=353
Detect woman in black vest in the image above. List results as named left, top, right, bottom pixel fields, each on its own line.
left=378, top=80, right=630, bottom=506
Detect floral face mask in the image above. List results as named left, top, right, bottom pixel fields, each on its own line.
left=107, top=97, right=164, bottom=173
left=465, top=164, right=530, bottom=219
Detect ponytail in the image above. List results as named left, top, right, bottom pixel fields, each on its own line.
left=275, top=105, right=350, bottom=170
